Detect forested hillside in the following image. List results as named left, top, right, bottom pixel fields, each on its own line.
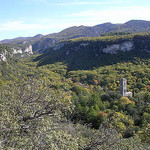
left=37, top=33, right=150, bottom=70
left=0, top=33, right=150, bottom=149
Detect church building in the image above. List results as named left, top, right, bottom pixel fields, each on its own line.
left=120, top=78, right=132, bottom=97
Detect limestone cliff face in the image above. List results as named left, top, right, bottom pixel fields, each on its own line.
left=0, top=45, right=33, bottom=62
left=0, top=49, right=8, bottom=62
left=24, top=45, right=33, bottom=54
left=102, top=44, right=120, bottom=54
left=52, top=40, right=134, bottom=55
left=12, top=48, right=23, bottom=54
left=102, top=41, right=133, bottom=54
left=12, top=45, right=33, bottom=55
left=0, top=54, right=6, bottom=62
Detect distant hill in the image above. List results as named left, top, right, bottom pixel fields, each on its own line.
left=45, top=23, right=120, bottom=39
left=0, top=37, right=32, bottom=44
left=113, top=20, right=150, bottom=33
left=125, top=20, right=150, bottom=30
left=33, top=34, right=44, bottom=39
left=45, top=20, right=150, bottom=39
left=1, top=20, right=150, bottom=53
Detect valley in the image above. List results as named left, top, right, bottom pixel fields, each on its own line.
left=0, top=30, right=150, bottom=149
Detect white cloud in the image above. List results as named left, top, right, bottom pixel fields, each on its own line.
left=1, top=5, right=150, bottom=38
left=0, top=21, right=47, bottom=31
left=69, top=6, right=150, bottom=25
left=27, top=0, right=48, bottom=3
left=57, top=0, right=129, bottom=6
left=0, top=20, right=83, bottom=32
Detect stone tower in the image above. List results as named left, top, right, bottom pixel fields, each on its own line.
left=120, top=78, right=127, bottom=96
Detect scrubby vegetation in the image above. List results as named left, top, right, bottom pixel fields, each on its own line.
left=0, top=33, right=150, bottom=149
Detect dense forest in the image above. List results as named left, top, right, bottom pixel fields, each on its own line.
left=0, top=33, right=150, bottom=149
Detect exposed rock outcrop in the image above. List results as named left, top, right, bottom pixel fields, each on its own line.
left=0, top=49, right=8, bottom=62
left=80, top=43, right=89, bottom=46
left=120, top=41, right=133, bottom=52
left=56, top=40, right=134, bottom=55
left=102, top=44, right=120, bottom=54
left=0, top=54, right=6, bottom=62
left=12, top=45, right=33, bottom=56
left=13, top=48, right=23, bottom=54
left=24, top=45, right=33, bottom=54
left=102, top=41, right=133, bottom=54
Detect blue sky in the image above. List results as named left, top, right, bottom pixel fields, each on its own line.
left=0, top=0, right=150, bottom=40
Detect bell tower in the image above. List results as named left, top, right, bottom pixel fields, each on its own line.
left=120, top=78, right=127, bottom=96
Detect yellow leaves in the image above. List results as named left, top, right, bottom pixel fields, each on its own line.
left=130, top=89, right=133, bottom=92
left=113, top=82, right=117, bottom=87
left=114, top=112, right=125, bottom=118
left=94, top=80, right=98, bottom=85
left=145, top=85, right=150, bottom=92
left=98, top=111, right=108, bottom=118
left=143, top=112, right=150, bottom=120
left=118, top=97, right=135, bottom=106
left=70, top=33, right=136, bottom=43
left=131, top=101, right=135, bottom=105
left=115, top=122, right=127, bottom=132
left=120, top=97, right=131, bottom=104
left=112, top=112, right=134, bottom=132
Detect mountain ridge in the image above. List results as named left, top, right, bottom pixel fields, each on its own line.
left=1, top=20, right=150, bottom=53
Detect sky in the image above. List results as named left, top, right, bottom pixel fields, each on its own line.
left=0, top=0, right=150, bottom=40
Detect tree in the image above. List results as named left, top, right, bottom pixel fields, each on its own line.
left=0, top=79, right=74, bottom=149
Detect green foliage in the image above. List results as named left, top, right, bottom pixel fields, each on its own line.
left=138, top=124, right=150, bottom=143
left=0, top=44, right=12, bottom=53
left=0, top=79, right=76, bottom=149
left=1, top=33, right=150, bottom=148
